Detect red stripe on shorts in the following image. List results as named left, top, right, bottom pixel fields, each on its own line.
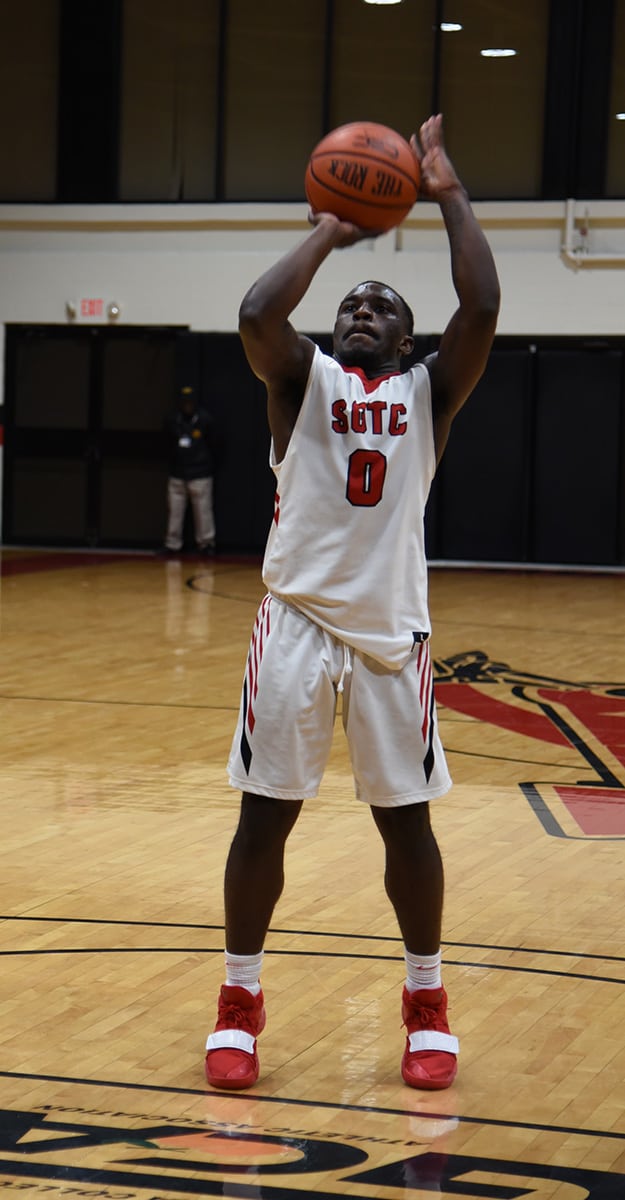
left=418, top=642, right=433, bottom=742
left=246, top=595, right=272, bottom=734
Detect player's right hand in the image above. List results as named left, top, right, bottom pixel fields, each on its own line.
left=308, top=210, right=384, bottom=247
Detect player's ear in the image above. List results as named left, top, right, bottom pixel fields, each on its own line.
left=399, top=334, right=414, bottom=358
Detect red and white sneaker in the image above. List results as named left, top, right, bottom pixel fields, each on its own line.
left=205, top=985, right=266, bottom=1090
left=401, top=985, right=458, bottom=1090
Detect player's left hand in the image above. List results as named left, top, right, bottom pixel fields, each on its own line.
left=410, top=114, right=462, bottom=201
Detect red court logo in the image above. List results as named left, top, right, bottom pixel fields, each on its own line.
left=433, top=651, right=625, bottom=839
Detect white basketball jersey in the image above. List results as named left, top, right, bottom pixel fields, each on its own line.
left=262, top=344, right=437, bottom=669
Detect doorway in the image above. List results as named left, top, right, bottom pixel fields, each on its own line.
left=3, top=325, right=179, bottom=548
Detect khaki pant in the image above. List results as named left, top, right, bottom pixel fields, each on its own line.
left=165, top=475, right=215, bottom=550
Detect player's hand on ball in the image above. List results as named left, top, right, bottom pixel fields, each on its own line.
left=307, top=210, right=384, bottom=247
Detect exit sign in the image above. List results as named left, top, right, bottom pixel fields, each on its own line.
left=80, top=298, right=104, bottom=317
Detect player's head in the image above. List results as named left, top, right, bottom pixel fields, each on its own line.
left=332, top=281, right=415, bottom=374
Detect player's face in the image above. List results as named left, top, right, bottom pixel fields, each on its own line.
left=333, top=282, right=413, bottom=374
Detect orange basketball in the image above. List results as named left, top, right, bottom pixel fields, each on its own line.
left=305, top=121, right=420, bottom=233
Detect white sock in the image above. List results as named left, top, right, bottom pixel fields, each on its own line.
left=224, top=950, right=263, bottom=996
left=404, top=948, right=442, bottom=993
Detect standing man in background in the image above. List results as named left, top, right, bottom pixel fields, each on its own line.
left=162, top=385, right=216, bottom=556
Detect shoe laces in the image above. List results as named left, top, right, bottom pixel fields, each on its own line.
left=403, top=990, right=447, bottom=1033
left=216, top=997, right=259, bottom=1035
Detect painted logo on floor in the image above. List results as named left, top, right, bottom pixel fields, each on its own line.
left=1, top=1101, right=624, bottom=1199
left=433, top=651, right=625, bottom=838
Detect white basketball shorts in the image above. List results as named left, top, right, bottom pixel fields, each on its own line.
left=227, top=594, right=452, bottom=807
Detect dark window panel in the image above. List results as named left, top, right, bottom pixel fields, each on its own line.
left=0, top=0, right=59, bottom=201
left=330, top=0, right=434, bottom=139
left=575, top=1, right=615, bottom=198
left=607, top=0, right=625, bottom=196
left=543, top=0, right=615, bottom=199
left=224, top=0, right=327, bottom=200
left=119, top=0, right=220, bottom=201
left=439, top=0, right=549, bottom=199
left=57, top=0, right=122, bottom=202
left=541, top=0, right=583, bottom=199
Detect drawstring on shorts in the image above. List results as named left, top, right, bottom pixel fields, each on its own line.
left=337, top=644, right=353, bottom=694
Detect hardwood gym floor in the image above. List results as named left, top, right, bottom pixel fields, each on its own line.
left=1, top=548, right=624, bottom=1198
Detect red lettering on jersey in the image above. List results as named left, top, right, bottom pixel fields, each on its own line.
left=332, top=398, right=403, bottom=436
left=331, top=399, right=349, bottom=432
left=351, top=402, right=367, bottom=433
left=389, top=403, right=407, bottom=435
left=367, top=400, right=387, bottom=434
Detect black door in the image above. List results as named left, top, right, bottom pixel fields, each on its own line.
left=3, top=325, right=179, bottom=548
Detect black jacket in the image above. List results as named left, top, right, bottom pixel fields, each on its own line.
left=164, top=408, right=214, bottom=480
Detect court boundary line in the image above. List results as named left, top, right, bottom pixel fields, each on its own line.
left=1, top=1069, right=624, bottom=1142
left=1, top=914, right=623, bottom=964
left=0, top=945, right=623, bottom=986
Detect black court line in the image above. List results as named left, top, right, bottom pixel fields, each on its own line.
left=443, top=745, right=582, bottom=768
left=0, top=692, right=237, bottom=712
left=1, top=945, right=623, bottom=985
left=1, top=1068, right=624, bottom=1143
left=2, top=915, right=623, bottom=964
left=187, top=581, right=263, bottom=605
left=434, top=615, right=625, bottom=642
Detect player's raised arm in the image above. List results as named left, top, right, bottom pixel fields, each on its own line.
left=412, top=115, right=500, bottom=462
left=238, top=213, right=372, bottom=458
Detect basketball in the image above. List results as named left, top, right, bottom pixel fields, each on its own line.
left=305, top=121, right=420, bottom=233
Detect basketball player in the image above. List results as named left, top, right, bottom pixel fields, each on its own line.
left=205, top=115, right=500, bottom=1091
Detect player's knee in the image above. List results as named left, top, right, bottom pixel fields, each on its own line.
left=238, top=792, right=302, bottom=846
left=372, top=800, right=433, bottom=844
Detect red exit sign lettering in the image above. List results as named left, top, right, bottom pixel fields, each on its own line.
left=80, top=298, right=103, bottom=317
